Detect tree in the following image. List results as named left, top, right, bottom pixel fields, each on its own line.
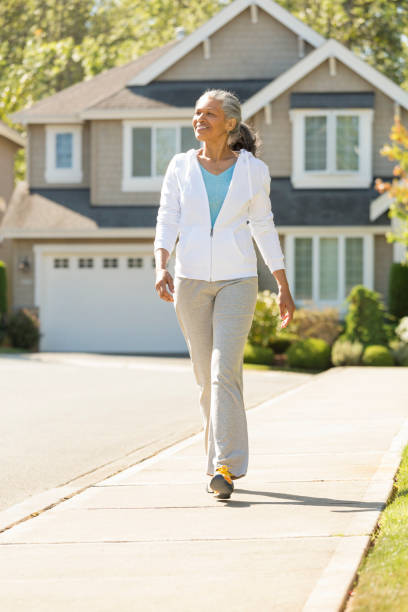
left=375, top=114, right=408, bottom=264
left=278, top=0, right=408, bottom=85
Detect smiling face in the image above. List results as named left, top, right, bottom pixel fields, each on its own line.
left=192, top=95, right=237, bottom=144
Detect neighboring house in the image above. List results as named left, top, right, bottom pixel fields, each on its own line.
left=0, top=120, right=25, bottom=312
left=2, top=0, right=407, bottom=353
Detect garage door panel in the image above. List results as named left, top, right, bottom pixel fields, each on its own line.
left=39, top=253, right=186, bottom=353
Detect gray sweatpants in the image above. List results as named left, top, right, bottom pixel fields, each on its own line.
left=173, top=274, right=258, bottom=479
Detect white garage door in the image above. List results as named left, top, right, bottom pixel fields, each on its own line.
left=35, top=246, right=187, bottom=353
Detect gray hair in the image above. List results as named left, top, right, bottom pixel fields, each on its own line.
left=195, top=88, right=259, bottom=155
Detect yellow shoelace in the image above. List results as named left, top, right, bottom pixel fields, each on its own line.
left=216, top=465, right=233, bottom=484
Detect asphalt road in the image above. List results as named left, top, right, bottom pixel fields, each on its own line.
left=0, top=353, right=312, bottom=512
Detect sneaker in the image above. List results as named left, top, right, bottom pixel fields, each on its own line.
left=209, top=465, right=234, bottom=499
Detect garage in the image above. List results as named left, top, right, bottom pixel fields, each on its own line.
left=34, top=244, right=187, bottom=354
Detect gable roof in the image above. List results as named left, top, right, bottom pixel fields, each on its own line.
left=242, top=38, right=408, bottom=118
left=10, top=41, right=178, bottom=124
left=0, top=120, right=25, bottom=146
left=84, top=79, right=272, bottom=114
left=127, top=0, right=325, bottom=86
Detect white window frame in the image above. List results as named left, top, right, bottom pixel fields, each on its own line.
left=45, top=124, right=83, bottom=183
left=289, top=108, right=373, bottom=188
left=285, top=231, right=374, bottom=315
left=122, top=120, right=200, bottom=192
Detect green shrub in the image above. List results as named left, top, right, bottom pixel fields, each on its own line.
left=362, top=345, right=394, bottom=366
left=331, top=337, right=364, bottom=366
left=286, top=337, right=331, bottom=370
left=8, top=308, right=40, bottom=350
left=343, top=285, right=392, bottom=347
left=390, top=341, right=408, bottom=366
left=283, top=307, right=343, bottom=345
left=389, top=263, right=408, bottom=319
left=268, top=332, right=299, bottom=354
left=247, top=290, right=281, bottom=347
left=244, top=342, right=275, bottom=365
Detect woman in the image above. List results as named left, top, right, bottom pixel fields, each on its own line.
left=154, top=89, right=296, bottom=500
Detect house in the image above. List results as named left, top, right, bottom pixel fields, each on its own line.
left=2, top=0, right=407, bottom=354
left=0, top=120, right=25, bottom=312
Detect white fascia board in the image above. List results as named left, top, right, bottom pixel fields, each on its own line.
left=0, top=228, right=156, bottom=239
left=80, top=108, right=194, bottom=120
left=243, top=39, right=408, bottom=120
left=0, top=123, right=25, bottom=147
left=369, top=190, right=394, bottom=221
left=279, top=226, right=391, bottom=234
left=9, top=112, right=83, bottom=126
left=127, top=0, right=325, bottom=87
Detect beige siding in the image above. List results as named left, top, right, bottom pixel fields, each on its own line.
left=91, top=120, right=160, bottom=205
left=253, top=59, right=404, bottom=178
left=374, top=234, right=393, bottom=306
left=0, top=137, right=19, bottom=202
left=160, top=8, right=312, bottom=81
left=29, top=123, right=90, bottom=188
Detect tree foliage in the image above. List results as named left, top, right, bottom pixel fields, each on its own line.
left=0, top=0, right=407, bottom=180
left=375, top=115, right=408, bottom=260
left=278, top=0, right=408, bottom=85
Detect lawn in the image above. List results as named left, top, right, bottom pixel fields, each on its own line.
left=346, top=444, right=408, bottom=611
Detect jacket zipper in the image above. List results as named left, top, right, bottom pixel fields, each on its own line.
left=210, top=225, right=213, bottom=281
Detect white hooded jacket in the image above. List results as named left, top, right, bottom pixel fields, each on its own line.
left=154, top=147, right=285, bottom=281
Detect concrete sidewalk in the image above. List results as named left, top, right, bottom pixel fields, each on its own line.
left=1, top=366, right=407, bottom=611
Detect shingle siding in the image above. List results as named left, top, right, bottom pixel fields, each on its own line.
left=91, top=120, right=160, bottom=205
left=29, top=123, right=91, bottom=189
left=253, top=59, right=406, bottom=178
left=160, top=8, right=311, bottom=81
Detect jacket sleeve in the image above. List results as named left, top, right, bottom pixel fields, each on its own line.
left=153, top=155, right=181, bottom=257
left=248, top=161, right=285, bottom=273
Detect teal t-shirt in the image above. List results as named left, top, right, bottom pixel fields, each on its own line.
left=199, top=162, right=237, bottom=228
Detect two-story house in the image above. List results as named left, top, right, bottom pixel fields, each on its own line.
left=2, top=0, right=407, bottom=353
left=0, top=120, right=25, bottom=312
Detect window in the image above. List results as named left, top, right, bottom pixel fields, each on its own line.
left=128, top=257, right=143, bottom=268
left=288, top=234, right=371, bottom=309
left=56, top=133, right=73, bottom=168
left=103, top=258, right=118, bottom=268
left=122, top=122, right=201, bottom=191
left=53, top=258, right=69, bottom=268
left=45, top=125, right=83, bottom=183
left=78, top=258, right=94, bottom=268
left=290, top=109, right=373, bottom=188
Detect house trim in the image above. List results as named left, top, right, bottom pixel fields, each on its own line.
left=370, top=189, right=396, bottom=221
left=242, top=38, right=408, bottom=119
left=81, top=108, right=194, bottom=120
left=0, top=122, right=25, bottom=147
left=290, top=108, right=374, bottom=188
left=127, top=0, right=325, bottom=87
left=11, top=113, right=83, bottom=126
left=45, top=124, right=83, bottom=184
left=0, top=228, right=156, bottom=239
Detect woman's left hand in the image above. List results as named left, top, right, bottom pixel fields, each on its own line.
left=278, top=285, right=296, bottom=329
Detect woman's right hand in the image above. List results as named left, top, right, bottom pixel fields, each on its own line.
left=155, top=269, right=175, bottom=302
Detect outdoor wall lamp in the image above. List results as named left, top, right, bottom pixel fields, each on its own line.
left=18, top=256, right=31, bottom=273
